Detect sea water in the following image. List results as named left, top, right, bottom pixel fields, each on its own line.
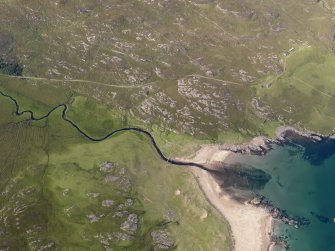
left=233, top=140, right=335, bottom=251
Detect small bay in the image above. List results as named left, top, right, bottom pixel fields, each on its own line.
left=231, top=139, right=335, bottom=251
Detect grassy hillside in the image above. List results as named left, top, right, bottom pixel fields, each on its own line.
left=0, top=88, right=232, bottom=250
left=257, top=47, right=335, bottom=133
left=0, top=0, right=334, bottom=139
left=1, top=0, right=335, bottom=250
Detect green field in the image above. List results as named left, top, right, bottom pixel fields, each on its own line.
left=1, top=0, right=335, bottom=139
left=1, top=0, right=335, bottom=250
left=0, top=85, right=232, bottom=250
left=257, top=47, right=335, bottom=133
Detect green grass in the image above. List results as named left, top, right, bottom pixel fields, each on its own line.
left=257, top=46, right=335, bottom=133
left=0, top=76, right=71, bottom=117
left=0, top=86, right=233, bottom=251
left=47, top=131, right=232, bottom=250
left=66, top=95, right=136, bottom=138
left=1, top=0, right=335, bottom=139
left=2, top=1, right=335, bottom=249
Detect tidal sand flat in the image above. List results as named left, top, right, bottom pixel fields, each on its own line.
left=184, top=146, right=272, bottom=251
left=230, top=137, right=335, bottom=251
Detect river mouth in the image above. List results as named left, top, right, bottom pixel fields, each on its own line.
left=227, top=136, right=335, bottom=251
left=3, top=89, right=335, bottom=250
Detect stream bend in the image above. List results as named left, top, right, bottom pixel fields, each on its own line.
left=0, top=90, right=216, bottom=173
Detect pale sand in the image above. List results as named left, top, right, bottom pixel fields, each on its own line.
left=185, top=145, right=273, bottom=251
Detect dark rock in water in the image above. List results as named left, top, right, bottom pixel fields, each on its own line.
left=310, top=212, right=330, bottom=223
left=249, top=194, right=310, bottom=228
left=290, top=216, right=310, bottom=228
left=316, top=215, right=329, bottom=224
left=301, top=138, right=335, bottom=166
left=275, top=126, right=335, bottom=165
left=271, top=235, right=289, bottom=250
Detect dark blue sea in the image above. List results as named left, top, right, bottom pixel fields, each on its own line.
left=233, top=138, right=335, bottom=251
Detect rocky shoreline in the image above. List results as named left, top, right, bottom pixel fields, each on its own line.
left=217, top=126, right=335, bottom=250
left=249, top=194, right=310, bottom=229
left=182, top=126, right=334, bottom=251
left=220, top=126, right=335, bottom=155
left=248, top=194, right=310, bottom=250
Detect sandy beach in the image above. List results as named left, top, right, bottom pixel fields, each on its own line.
left=185, top=145, right=273, bottom=251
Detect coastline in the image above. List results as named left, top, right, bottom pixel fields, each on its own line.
left=220, top=126, right=335, bottom=156
left=180, top=126, right=335, bottom=251
left=183, top=145, right=274, bottom=251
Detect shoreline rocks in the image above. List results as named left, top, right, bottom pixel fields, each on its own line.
left=221, top=126, right=335, bottom=156
left=222, top=136, right=274, bottom=155
left=275, top=126, right=335, bottom=141
left=196, top=126, right=335, bottom=251
left=249, top=194, right=310, bottom=229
